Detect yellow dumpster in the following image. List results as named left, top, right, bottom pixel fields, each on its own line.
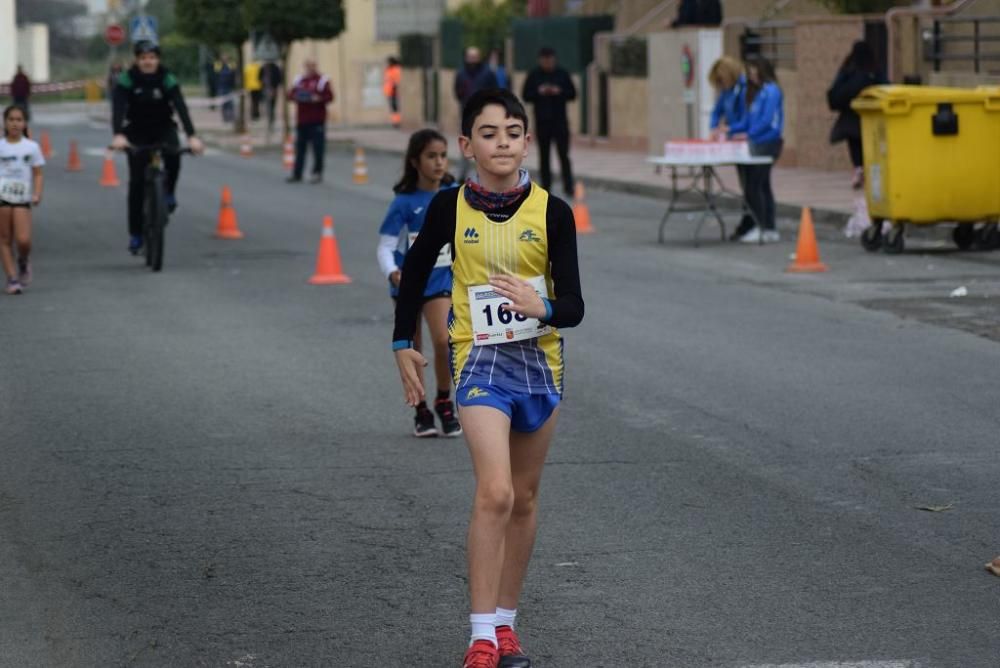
left=852, top=85, right=1000, bottom=253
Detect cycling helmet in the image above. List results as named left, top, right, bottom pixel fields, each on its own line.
left=133, top=40, right=161, bottom=57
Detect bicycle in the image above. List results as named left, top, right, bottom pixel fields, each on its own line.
left=118, top=144, right=192, bottom=272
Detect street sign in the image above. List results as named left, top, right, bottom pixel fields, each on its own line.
left=129, top=15, right=159, bottom=44
left=105, top=24, right=126, bottom=47
left=252, top=31, right=281, bottom=62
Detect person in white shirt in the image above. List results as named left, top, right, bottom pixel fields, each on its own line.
left=0, top=104, right=44, bottom=294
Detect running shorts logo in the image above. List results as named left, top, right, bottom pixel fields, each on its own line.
left=519, top=229, right=541, bottom=242
left=466, top=386, right=489, bottom=399
left=463, top=227, right=480, bottom=244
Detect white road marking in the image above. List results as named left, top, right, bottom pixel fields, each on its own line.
left=740, top=661, right=925, bottom=668
left=84, top=147, right=222, bottom=158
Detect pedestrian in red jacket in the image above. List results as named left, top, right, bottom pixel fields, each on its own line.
left=286, top=59, right=334, bottom=184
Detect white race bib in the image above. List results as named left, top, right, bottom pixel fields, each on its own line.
left=408, top=232, right=451, bottom=268
left=0, top=178, right=29, bottom=204
left=469, top=275, right=552, bottom=347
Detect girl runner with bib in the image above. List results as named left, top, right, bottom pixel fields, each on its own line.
left=377, top=129, right=462, bottom=438
left=393, top=89, right=584, bottom=668
left=0, top=105, right=44, bottom=295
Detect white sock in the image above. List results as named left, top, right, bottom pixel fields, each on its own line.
left=495, top=607, right=517, bottom=629
left=469, top=613, right=497, bottom=647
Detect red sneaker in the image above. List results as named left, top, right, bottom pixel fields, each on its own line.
left=496, top=626, right=531, bottom=667
left=463, top=639, right=499, bottom=668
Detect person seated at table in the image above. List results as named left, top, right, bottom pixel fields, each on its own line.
left=707, top=56, right=752, bottom=240
left=728, top=56, right=783, bottom=244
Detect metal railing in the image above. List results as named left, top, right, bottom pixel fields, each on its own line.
left=926, top=16, right=1000, bottom=73
left=739, top=21, right=795, bottom=69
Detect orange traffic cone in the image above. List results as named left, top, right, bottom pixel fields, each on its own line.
left=308, top=216, right=352, bottom=285
left=40, top=131, right=53, bottom=159
left=239, top=133, right=254, bottom=158
left=572, top=181, right=595, bottom=234
left=99, top=150, right=120, bottom=187
left=282, top=135, right=294, bottom=171
left=215, top=185, right=244, bottom=239
left=352, top=147, right=369, bottom=185
left=786, top=207, right=828, bottom=273
left=66, top=140, right=82, bottom=172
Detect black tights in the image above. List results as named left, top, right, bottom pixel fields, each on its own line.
left=745, top=140, right=784, bottom=232
left=847, top=136, right=863, bottom=168
left=126, top=134, right=180, bottom=237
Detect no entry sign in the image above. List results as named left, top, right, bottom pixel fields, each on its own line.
left=105, top=24, right=126, bottom=47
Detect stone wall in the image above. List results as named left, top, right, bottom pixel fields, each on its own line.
left=609, top=77, right=650, bottom=149
left=791, top=17, right=866, bottom=170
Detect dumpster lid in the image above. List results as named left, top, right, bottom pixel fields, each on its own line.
left=852, top=85, right=1000, bottom=112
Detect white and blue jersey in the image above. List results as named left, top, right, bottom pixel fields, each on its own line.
left=377, top=188, right=454, bottom=298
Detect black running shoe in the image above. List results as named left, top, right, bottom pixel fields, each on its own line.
left=730, top=214, right=755, bottom=241
left=434, top=398, right=463, bottom=437
left=413, top=405, right=438, bottom=438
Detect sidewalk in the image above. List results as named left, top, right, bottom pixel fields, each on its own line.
left=189, top=101, right=857, bottom=223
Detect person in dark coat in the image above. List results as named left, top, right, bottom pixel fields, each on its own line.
left=672, top=0, right=722, bottom=27
left=10, top=66, right=30, bottom=121
left=828, top=41, right=886, bottom=189
left=260, top=60, right=283, bottom=134
left=521, top=47, right=576, bottom=195
left=216, top=56, right=237, bottom=124
left=454, top=47, right=498, bottom=179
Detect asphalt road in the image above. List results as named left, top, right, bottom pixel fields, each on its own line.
left=1, top=108, right=999, bottom=668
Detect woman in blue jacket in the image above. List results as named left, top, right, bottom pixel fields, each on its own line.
left=708, top=56, right=746, bottom=139
left=729, top=57, right=784, bottom=244
left=708, top=56, right=753, bottom=239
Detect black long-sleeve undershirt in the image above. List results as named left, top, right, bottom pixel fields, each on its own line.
left=392, top=186, right=584, bottom=345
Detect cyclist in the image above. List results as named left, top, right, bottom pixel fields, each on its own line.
left=111, top=40, right=204, bottom=254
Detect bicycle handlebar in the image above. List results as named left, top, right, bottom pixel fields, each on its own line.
left=110, top=144, right=195, bottom=157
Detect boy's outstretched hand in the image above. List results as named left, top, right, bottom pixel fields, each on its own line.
left=395, top=348, right=428, bottom=406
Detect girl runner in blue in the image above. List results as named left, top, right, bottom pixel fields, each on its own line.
left=377, top=129, right=462, bottom=437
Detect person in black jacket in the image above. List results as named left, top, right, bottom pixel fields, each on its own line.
left=454, top=47, right=498, bottom=180
left=111, top=41, right=204, bottom=254
left=672, top=0, right=722, bottom=27
left=522, top=47, right=576, bottom=195
left=828, top=41, right=886, bottom=189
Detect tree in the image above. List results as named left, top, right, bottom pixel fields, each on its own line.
left=176, top=0, right=249, bottom=131
left=243, top=0, right=346, bottom=135
left=450, top=0, right=526, bottom=53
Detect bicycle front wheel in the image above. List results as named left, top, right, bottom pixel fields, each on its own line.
left=145, top=173, right=167, bottom=272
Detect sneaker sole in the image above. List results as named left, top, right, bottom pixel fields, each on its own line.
left=440, top=428, right=464, bottom=438
left=413, top=429, right=439, bottom=438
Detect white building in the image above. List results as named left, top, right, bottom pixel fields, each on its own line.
left=0, top=0, right=16, bottom=81
left=0, top=0, right=51, bottom=83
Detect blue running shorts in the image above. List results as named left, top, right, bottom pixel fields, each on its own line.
left=456, top=384, right=560, bottom=433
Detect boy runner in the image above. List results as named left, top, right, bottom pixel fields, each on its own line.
left=392, top=89, right=584, bottom=668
